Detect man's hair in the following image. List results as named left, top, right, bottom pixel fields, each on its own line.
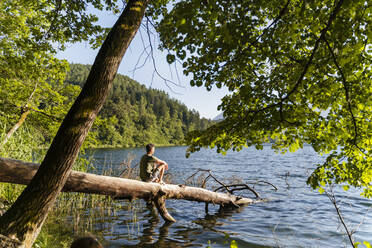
left=70, top=236, right=103, bottom=248
left=146, top=143, right=155, bottom=153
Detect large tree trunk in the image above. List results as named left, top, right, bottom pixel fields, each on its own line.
left=0, top=1, right=148, bottom=247
left=0, top=158, right=262, bottom=223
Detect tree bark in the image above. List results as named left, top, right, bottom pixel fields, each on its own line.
left=0, top=1, right=148, bottom=247
left=0, top=158, right=263, bottom=223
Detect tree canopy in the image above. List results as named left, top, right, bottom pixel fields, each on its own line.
left=0, top=0, right=121, bottom=146
left=156, top=0, right=372, bottom=195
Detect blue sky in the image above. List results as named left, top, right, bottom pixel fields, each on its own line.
left=56, top=9, right=228, bottom=119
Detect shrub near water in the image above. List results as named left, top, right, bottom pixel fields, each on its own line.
left=0, top=123, right=39, bottom=207
left=35, top=161, right=143, bottom=248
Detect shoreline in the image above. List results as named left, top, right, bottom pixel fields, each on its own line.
left=86, top=143, right=185, bottom=149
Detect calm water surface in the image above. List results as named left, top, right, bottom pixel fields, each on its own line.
left=79, top=145, right=372, bottom=247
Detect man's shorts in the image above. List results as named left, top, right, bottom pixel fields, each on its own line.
left=148, top=168, right=160, bottom=182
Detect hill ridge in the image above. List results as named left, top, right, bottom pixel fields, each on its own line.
left=65, top=63, right=211, bottom=147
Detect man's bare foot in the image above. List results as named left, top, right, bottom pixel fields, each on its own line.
left=158, top=180, right=165, bottom=185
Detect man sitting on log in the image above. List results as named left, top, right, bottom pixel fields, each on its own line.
left=139, top=143, right=168, bottom=184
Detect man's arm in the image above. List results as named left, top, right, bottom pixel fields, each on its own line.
left=154, top=158, right=168, bottom=170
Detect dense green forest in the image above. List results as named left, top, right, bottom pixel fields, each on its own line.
left=66, top=63, right=211, bottom=147
left=0, top=63, right=211, bottom=150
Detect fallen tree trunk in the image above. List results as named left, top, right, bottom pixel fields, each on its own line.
left=0, top=157, right=263, bottom=222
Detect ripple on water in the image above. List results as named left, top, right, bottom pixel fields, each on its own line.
left=82, top=146, right=372, bottom=247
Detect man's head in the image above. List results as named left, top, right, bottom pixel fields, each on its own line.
left=70, top=236, right=103, bottom=248
left=146, top=143, right=155, bottom=154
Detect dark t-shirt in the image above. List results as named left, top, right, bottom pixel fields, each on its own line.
left=139, top=154, right=158, bottom=181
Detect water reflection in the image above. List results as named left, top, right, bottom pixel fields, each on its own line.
left=195, top=206, right=238, bottom=232
left=105, top=202, right=276, bottom=248
left=108, top=204, right=176, bottom=248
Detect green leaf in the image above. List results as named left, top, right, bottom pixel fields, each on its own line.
left=364, top=241, right=372, bottom=248
left=230, top=240, right=238, bottom=248
left=166, top=54, right=176, bottom=64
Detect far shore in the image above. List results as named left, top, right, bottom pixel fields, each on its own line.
left=86, top=143, right=184, bottom=149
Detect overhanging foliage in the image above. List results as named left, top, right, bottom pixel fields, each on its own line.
left=155, top=0, right=372, bottom=195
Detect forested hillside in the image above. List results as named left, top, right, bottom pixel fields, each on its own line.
left=66, top=63, right=211, bottom=147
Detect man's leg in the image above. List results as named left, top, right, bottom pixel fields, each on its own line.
left=157, top=164, right=166, bottom=183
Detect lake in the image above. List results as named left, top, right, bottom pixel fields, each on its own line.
left=77, top=145, right=372, bottom=247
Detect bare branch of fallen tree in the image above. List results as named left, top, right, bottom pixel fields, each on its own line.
left=185, top=169, right=275, bottom=214
left=252, top=180, right=279, bottom=191
left=185, top=169, right=277, bottom=198
left=214, top=184, right=260, bottom=198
